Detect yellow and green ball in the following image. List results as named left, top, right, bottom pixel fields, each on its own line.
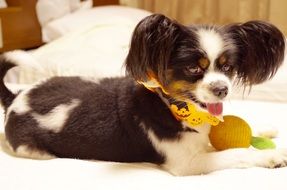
left=209, top=115, right=276, bottom=151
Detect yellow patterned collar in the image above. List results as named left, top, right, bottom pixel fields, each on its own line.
left=138, top=78, right=221, bottom=127
left=169, top=100, right=220, bottom=127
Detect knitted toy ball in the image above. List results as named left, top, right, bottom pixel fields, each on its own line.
left=209, top=115, right=252, bottom=151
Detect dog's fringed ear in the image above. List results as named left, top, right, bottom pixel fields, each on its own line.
left=125, top=14, right=183, bottom=83
left=226, top=21, right=285, bottom=85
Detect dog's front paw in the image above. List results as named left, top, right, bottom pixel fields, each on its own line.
left=259, top=149, right=287, bottom=168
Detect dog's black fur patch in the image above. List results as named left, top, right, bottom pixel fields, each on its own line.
left=0, top=57, right=16, bottom=109
left=5, top=76, right=192, bottom=162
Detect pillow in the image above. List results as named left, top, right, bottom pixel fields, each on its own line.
left=36, top=0, right=72, bottom=27
left=36, top=0, right=93, bottom=28
left=41, top=5, right=151, bottom=42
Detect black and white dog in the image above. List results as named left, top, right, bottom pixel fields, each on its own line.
left=0, top=14, right=286, bottom=175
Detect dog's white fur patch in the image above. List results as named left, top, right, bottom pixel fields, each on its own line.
left=32, top=99, right=81, bottom=133
left=5, top=80, right=54, bottom=122
left=143, top=121, right=287, bottom=175
left=195, top=72, right=232, bottom=103
left=2, top=139, right=54, bottom=160
left=142, top=122, right=211, bottom=175
left=6, top=88, right=32, bottom=118
left=80, top=76, right=100, bottom=84
left=197, top=28, right=224, bottom=68
left=15, top=145, right=54, bottom=160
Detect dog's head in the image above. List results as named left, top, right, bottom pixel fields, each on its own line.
left=125, top=14, right=285, bottom=115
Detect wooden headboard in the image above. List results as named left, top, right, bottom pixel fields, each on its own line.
left=0, top=0, right=41, bottom=52
left=93, top=0, right=119, bottom=6
left=0, top=0, right=119, bottom=52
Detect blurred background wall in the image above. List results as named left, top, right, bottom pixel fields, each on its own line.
left=121, top=0, right=287, bottom=35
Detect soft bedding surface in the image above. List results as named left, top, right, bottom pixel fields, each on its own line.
left=0, top=97, right=287, bottom=190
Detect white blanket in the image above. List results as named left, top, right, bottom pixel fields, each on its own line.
left=1, top=99, right=287, bottom=190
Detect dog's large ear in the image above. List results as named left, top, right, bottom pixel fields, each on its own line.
left=125, top=14, right=184, bottom=83
left=226, top=21, right=285, bottom=85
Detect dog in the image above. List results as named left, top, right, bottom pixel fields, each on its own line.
left=0, top=14, right=286, bottom=175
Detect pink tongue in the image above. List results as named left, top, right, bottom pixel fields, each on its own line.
left=206, top=103, right=223, bottom=116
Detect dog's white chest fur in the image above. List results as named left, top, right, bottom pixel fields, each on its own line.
left=146, top=122, right=211, bottom=175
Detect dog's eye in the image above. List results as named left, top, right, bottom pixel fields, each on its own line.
left=184, top=66, right=204, bottom=75
left=221, top=64, right=232, bottom=72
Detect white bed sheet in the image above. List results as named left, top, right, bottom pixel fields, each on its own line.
left=0, top=97, right=287, bottom=190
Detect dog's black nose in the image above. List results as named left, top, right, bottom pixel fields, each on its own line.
left=210, top=82, right=228, bottom=99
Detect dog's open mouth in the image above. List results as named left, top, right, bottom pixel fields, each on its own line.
left=206, top=103, right=223, bottom=116
left=189, top=95, right=223, bottom=116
